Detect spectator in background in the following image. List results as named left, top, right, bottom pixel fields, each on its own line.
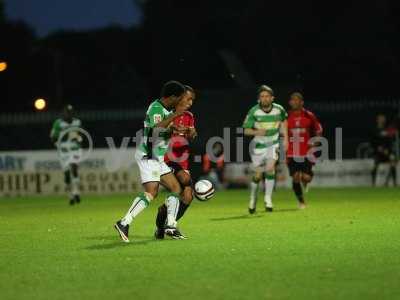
left=371, top=113, right=397, bottom=186
left=202, top=142, right=225, bottom=189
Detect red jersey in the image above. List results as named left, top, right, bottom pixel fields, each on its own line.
left=287, top=108, right=322, bottom=158
left=164, top=111, right=195, bottom=170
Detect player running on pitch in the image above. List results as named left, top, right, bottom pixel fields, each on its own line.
left=287, top=92, right=323, bottom=209
left=50, top=105, right=82, bottom=205
left=243, top=85, right=288, bottom=213
left=50, top=104, right=83, bottom=205
left=114, top=81, right=188, bottom=242
left=154, top=85, right=197, bottom=239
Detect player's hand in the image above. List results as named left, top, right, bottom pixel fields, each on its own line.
left=310, top=140, right=321, bottom=148
left=187, top=127, right=197, bottom=139
left=283, top=139, right=289, bottom=153
left=171, top=124, right=188, bottom=135
left=256, top=129, right=267, bottom=136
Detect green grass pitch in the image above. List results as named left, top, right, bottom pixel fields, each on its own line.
left=1, top=188, right=399, bottom=300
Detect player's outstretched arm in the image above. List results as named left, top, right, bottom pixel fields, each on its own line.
left=244, top=128, right=267, bottom=137
left=280, top=120, right=289, bottom=152
left=154, top=112, right=183, bottom=129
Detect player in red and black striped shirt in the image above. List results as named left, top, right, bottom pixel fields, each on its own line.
left=287, top=92, right=323, bottom=209
left=155, top=85, right=197, bottom=239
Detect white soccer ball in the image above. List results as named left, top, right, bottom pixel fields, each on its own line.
left=194, top=179, right=215, bottom=201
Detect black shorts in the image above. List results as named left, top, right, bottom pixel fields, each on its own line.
left=287, top=157, right=314, bottom=176
left=166, top=161, right=185, bottom=173
left=166, top=161, right=192, bottom=187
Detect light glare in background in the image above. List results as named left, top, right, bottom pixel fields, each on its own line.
left=34, top=98, right=47, bottom=110
left=0, top=62, right=7, bottom=72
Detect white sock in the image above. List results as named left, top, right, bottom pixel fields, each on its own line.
left=71, top=176, right=80, bottom=196
left=249, top=181, right=259, bottom=209
left=166, top=194, right=180, bottom=227
left=264, top=175, right=275, bottom=208
left=121, top=193, right=151, bottom=226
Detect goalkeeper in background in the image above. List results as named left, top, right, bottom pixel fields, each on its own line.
left=50, top=105, right=83, bottom=205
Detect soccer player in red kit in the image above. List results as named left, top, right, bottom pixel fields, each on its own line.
left=154, top=85, right=197, bottom=239
left=287, top=92, right=323, bottom=209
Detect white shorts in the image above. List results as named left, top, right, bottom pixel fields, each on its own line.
left=135, top=156, right=172, bottom=183
left=59, top=149, right=82, bottom=170
left=250, top=144, right=280, bottom=168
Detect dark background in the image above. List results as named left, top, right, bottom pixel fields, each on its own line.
left=1, top=0, right=400, bottom=158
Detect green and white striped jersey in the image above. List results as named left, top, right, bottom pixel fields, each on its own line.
left=243, top=103, right=288, bottom=149
left=137, top=99, right=173, bottom=161
left=50, top=118, right=82, bottom=151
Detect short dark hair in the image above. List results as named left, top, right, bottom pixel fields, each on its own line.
left=258, top=85, right=274, bottom=96
left=161, top=80, right=185, bottom=98
left=184, top=85, right=195, bottom=94
left=290, top=92, right=304, bottom=100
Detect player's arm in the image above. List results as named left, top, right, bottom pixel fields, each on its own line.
left=309, top=112, right=323, bottom=147
left=311, top=112, right=323, bottom=137
left=187, top=127, right=197, bottom=139
left=155, top=112, right=184, bottom=129
left=50, top=120, right=60, bottom=145
left=278, top=106, right=289, bottom=151
left=186, top=113, right=197, bottom=140
left=243, top=109, right=267, bottom=136
left=280, top=119, right=289, bottom=152
left=244, top=128, right=269, bottom=136
left=148, top=104, right=184, bottom=130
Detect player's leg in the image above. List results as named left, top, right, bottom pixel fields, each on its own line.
left=288, top=158, right=303, bottom=206
left=70, top=163, right=81, bottom=204
left=63, top=167, right=73, bottom=205
left=300, top=159, right=314, bottom=194
left=115, top=159, right=159, bottom=242
left=386, top=155, right=397, bottom=186
left=301, top=173, right=313, bottom=189
left=160, top=169, right=184, bottom=239
left=156, top=163, right=192, bottom=225
left=249, top=152, right=264, bottom=214
left=263, top=144, right=279, bottom=212
left=264, top=158, right=277, bottom=212
left=292, top=171, right=305, bottom=208
left=122, top=182, right=158, bottom=224
left=60, top=152, right=74, bottom=205
left=371, top=156, right=380, bottom=186
left=249, top=170, right=262, bottom=214
left=155, top=169, right=192, bottom=239
left=176, top=170, right=193, bottom=219
left=115, top=182, right=157, bottom=242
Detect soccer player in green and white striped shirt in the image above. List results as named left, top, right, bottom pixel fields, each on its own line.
left=243, top=85, right=288, bottom=213
left=50, top=105, right=83, bottom=205
left=115, top=81, right=188, bottom=242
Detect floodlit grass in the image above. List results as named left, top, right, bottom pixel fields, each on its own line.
left=1, top=188, right=399, bottom=300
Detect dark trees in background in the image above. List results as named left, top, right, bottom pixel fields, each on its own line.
left=2, top=0, right=400, bottom=113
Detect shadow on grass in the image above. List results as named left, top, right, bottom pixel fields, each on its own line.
left=210, top=208, right=298, bottom=221
left=83, top=232, right=174, bottom=250
left=85, top=234, right=149, bottom=241
left=210, top=214, right=264, bottom=221
left=85, top=238, right=160, bottom=250
left=273, top=208, right=298, bottom=213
